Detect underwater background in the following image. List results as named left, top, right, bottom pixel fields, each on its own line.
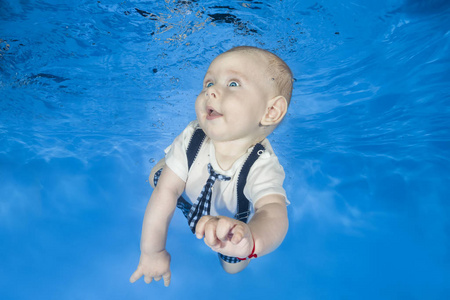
left=1, top=0, right=449, bottom=299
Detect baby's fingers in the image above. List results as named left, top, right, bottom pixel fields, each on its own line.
left=195, top=215, right=215, bottom=239
left=204, top=219, right=220, bottom=247
left=230, top=224, right=247, bottom=245
left=163, top=272, right=171, bottom=287
left=129, top=268, right=143, bottom=283
left=215, top=218, right=234, bottom=242
left=144, top=275, right=153, bottom=284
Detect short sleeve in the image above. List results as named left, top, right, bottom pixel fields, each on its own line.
left=164, top=121, right=198, bottom=182
left=244, top=154, right=289, bottom=206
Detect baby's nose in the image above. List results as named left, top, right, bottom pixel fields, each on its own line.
left=206, top=90, right=217, bottom=98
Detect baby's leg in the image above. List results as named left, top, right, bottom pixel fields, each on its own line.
left=149, top=158, right=166, bottom=188
left=219, top=256, right=250, bottom=274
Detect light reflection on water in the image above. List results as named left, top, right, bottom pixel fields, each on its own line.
left=1, top=0, right=450, bottom=299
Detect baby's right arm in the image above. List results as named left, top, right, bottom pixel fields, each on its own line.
left=129, top=166, right=185, bottom=287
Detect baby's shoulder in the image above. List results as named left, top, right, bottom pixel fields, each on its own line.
left=247, top=140, right=283, bottom=175
left=258, top=139, right=280, bottom=160
left=178, top=120, right=201, bottom=145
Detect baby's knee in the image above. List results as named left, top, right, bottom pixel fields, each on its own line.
left=219, top=257, right=250, bottom=274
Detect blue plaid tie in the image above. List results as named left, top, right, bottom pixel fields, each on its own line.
left=187, top=163, right=231, bottom=233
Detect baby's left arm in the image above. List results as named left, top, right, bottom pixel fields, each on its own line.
left=195, top=194, right=288, bottom=269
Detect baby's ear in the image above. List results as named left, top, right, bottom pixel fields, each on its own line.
left=260, top=96, right=288, bottom=126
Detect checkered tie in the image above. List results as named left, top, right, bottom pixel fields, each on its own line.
left=187, top=163, right=231, bottom=233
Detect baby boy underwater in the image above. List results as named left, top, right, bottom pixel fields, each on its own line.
left=130, top=46, right=294, bottom=287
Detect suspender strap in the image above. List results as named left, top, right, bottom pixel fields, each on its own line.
left=186, top=128, right=206, bottom=170
left=220, top=143, right=265, bottom=264
left=235, top=143, right=265, bottom=223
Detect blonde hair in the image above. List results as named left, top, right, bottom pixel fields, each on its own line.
left=224, top=46, right=294, bottom=104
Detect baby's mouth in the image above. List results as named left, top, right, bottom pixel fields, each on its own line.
left=206, top=106, right=223, bottom=120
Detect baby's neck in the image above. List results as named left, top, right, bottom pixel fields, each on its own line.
left=212, top=138, right=263, bottom=171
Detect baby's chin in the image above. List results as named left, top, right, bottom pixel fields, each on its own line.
left=196, top=121, right=224, bottom=141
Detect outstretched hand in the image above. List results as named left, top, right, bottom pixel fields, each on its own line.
left=129, top=250, right=172, bottom=287
left=195, top=215, right=254, bottom=258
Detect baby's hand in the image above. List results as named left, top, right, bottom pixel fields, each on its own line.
left=129, top=250, right=171, bottom=287
left=195, top=216, right=253, bottom=258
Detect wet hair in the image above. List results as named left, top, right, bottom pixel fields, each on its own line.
left=224, top=46, right=294, bottom=104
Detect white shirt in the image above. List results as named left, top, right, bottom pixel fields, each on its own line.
left=165, top=121, right=288, bottom=219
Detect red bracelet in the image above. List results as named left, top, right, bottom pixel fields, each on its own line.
left=237, top=238, right=257, bottom=261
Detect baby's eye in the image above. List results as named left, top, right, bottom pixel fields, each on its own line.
left=228, top=81, right=239, bottom=87
left=206, top=82, right=214, bottom=88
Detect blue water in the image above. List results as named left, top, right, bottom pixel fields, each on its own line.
left=1, top=0, right=449, bottom=299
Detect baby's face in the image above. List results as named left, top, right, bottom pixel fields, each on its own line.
left=195, top=51, right=274, bottom=144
